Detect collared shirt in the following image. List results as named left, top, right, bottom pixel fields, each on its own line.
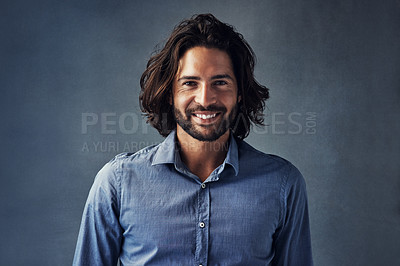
left=73, top=131, right=313, bottom=266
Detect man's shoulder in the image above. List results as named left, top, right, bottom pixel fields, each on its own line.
left=90, top=143, right=163, bottom=187
left=237, top=140, right=302, bottom=180
left=102, top=143, right=161, bottom=172
left=238, top=140, right=291, bottom=165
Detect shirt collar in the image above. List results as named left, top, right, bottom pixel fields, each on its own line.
left=152, top=130, right=239, bottom=176
left=225, top=132, right=239, bottom=176
left=151, top=131, right=176, bottom=165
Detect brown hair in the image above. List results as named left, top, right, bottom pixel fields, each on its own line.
left=140, top=13, right=269, bottom=139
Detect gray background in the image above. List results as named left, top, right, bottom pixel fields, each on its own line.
left=1, top=0, right=399, bottom=265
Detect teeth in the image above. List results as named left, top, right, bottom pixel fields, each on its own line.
left=195, top=113, right=217, bottom=119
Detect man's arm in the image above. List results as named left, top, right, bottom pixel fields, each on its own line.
left=73, top=162, right=122, bottom=266
left=272, top=165, right=313, bottom=266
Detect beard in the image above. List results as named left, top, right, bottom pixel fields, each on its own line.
left=173, top=103, right=238, bottom=142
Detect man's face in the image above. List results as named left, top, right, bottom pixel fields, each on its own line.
left=172, top=46, right=240, bottom=142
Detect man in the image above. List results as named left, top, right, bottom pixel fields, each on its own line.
left=74, top=14, right=313, bottom=265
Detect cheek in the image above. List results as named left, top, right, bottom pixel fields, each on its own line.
left=173, top=94, right=192, bottom=109
left=224, top=95, right=239, bottom=109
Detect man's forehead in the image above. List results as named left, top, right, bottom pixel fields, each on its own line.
left=177, top=74, right=235, bottom=81
left=175, top=47, right=235, bottom=79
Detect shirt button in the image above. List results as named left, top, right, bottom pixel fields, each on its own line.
left=201, top=183, right=206, bottom=189
left=199, top=222, right=205, bottom=228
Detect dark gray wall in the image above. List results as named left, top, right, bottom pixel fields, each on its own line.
left=1, top=0, right=399, bottom=265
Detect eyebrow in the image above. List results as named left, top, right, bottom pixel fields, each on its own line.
left=177, top=74, right=234, bottom=81
left=177, top=76, right=201, bottom=81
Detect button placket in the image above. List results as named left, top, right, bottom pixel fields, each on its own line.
left=195, top=181, right=210, bottom=266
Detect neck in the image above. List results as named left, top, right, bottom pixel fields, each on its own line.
left=176, top=127, right=230, bottom=182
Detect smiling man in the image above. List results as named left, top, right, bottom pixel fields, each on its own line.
left=74, top=14, right=313, bottom=266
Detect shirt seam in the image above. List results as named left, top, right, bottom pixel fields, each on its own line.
left=278, top=163, right=291, bottom=232
left=109, top=157, right=123, bottom=217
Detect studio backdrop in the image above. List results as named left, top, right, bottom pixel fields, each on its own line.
left=1, top=0, right=399, bottom=265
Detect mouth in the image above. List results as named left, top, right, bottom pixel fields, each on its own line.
left=194, top=113, right=217, bottom=119
left=191, top=112, right=221, bottom=124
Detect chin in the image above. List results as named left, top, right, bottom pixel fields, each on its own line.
left=185, top=127, right=229, bottom=142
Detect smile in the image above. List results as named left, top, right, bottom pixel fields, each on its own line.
left=194, top=113, right=217, bottom=119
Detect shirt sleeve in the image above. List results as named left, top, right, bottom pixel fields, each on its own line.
left=271, top=164, right=313, bottom=266
left=73, top=160, right=123, bottom=266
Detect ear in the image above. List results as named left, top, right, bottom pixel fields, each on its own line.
left=238, top=95, right=242, bottom=103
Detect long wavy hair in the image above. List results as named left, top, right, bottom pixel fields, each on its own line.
left=140, top=13, right=269, bottom=140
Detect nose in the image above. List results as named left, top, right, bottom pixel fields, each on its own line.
left=195, top=82, right=217, bottom=107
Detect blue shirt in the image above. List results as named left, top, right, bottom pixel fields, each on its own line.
left=73, top=131, right=313, bottom=266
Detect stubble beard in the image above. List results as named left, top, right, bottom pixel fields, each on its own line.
left=173, top=104, right=238, bottom=142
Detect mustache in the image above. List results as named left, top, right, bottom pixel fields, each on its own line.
left=186, top=104, right=227, bottom=114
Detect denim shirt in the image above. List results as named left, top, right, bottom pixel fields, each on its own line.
left=73, top=131, right=313, bottom=266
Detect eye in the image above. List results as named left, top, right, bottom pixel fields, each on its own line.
left=182, top=81, right=197, bottom=86
left=213, top=80, right=228, bottom=86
